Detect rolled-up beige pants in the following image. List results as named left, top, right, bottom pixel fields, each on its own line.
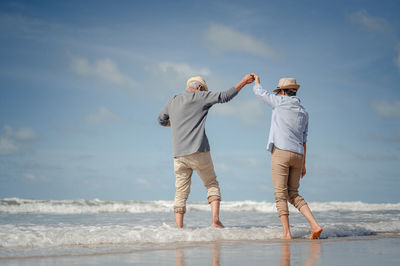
left=173, top=152, right=221, bottom=214
left=271, top=147, right=308, bottom=217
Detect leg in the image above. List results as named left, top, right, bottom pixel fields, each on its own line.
left=288, top=154, right=322, bottom=239
left=210, top=200, right=224, bottom=228
left=175, top=212, right=184, bottom=229
left=271, top=148, right=291, bottom=238
left=173, top=157, right=193, bottom=228
left=280, top=215, right=292, bottom=240
left=299, top=205, right=322, bottom=239
left=194, top=152, right=223, bottom=228
left=287, top=160, right=307, bottom=211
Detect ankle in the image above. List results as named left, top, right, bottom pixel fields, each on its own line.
left=311, top=224, right=322, bottom=231
left=212, top=217, right=221, bottom=223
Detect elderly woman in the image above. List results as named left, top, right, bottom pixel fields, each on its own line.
left=252, top=73, right=322, bottom=239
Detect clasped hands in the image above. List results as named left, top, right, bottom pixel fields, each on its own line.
left=234, top=73, right=261, bottom=91
left=240, top=73, right=261, bottom=86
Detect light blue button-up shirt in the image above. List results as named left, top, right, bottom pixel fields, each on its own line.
left=253, top=84, right=308, bottom=155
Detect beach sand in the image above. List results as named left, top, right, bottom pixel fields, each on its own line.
left=1, top=235, right=399, bottom=266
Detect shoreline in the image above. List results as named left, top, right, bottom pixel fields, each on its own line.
left=1, top=234, right=399, bottom=265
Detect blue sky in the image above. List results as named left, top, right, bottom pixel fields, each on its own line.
left=0, top=0, right=399, bottom=203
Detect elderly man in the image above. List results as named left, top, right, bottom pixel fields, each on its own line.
left=252, top=73, right=322, bottom=239
left=158, top=74, right=254, bottom=228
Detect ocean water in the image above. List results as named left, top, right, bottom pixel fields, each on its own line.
left=1, top=198, right=399, bottom=259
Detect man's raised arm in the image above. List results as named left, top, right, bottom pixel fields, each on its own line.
left=235, top=73, right=255, bottom=91
left=205, top=73, right=255, bottom=105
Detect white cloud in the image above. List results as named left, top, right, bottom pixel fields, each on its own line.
left=14, top=127, right=37, bottom=141
left=349, top=9, right=391, bottom=33
left=158, top=62, right=211, bottom=77
left=204, top=24, right=277, bottom=58
left=70, top=56, right=136, bottom=88
left=23, top=173, right=47, bottom=181
left=370, top=100, right=400, bottom=118
left=0, top=125, right=37, bottom=155
left=149, top=61, right=212, bottom=91
left=354, top=151, right=398, bottom=161
left=85, top=107, right=121, bottom=125
left=396, top=44, right=400, bottom=71
left=214, top=162, right=231, bottom=174
left=373, top=132, right=400, bottom=149
left=135, top=178, right=150, bottom=187
left=213, top=99, right=265, bottom=125
left=0, top=136, right=19, bottom=155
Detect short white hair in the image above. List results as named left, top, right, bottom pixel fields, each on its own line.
left=187, top=81, right=203, bottom=90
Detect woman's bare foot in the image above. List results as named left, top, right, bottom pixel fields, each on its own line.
left=309, top=226, right=323, bottom=239
left=211, top=221, right=224, bottom=228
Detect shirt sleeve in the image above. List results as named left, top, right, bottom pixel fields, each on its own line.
left=203, top=87, right=239, bottom=106
left=158, top=99, right=171, bottom=126
left=253, top=84, right=281, bottom=108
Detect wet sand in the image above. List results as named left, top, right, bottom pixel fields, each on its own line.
left=1, top=235, right=400, bottom=265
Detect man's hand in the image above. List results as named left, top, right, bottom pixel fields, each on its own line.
left=235, top=73, right=255, bottom=91
left=242, top=73, right=255, bottom=84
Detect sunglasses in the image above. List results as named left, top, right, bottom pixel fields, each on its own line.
left=276, top=88, right=297, bottom=96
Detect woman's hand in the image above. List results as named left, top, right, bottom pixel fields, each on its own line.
left=301, top=166, right=306, bottom=178
left=251, top=73, right=260, bottom=85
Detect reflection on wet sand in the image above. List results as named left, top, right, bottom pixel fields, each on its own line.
left=175, top=242, right=220, bottom=266
left=280, top=240, right=322, bottom=266
left=175, top=247, right=184, bottom=266
left=175, top=240, right=320, bottom=266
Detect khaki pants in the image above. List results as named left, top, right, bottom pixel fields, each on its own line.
left=173, top=152, right=221, bottom=214
left=271, top=147, right=308, bottom=217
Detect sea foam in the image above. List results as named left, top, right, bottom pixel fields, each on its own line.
left=1, top=198, right=399, bottom=214
left=1, top=222, right=394, bottom=249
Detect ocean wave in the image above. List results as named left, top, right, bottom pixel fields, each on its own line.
left=1, top=198, right=400, bottom=214
left=0, top=221, right=398, bottom=249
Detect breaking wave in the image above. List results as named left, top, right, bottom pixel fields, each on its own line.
left=1, top=198, right=399, bottom=214
left=1, top=222, right=398, bottom=249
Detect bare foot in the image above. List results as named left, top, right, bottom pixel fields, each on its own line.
left=309, top=226, right=323, bottom=239
left=211, top=221, right=224, bottom=228
left=280, top=234, right=292, bottom=240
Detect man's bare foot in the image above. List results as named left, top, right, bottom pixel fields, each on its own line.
left=309, top=226, right=323, bottom=239
left=211, top=221, right=224, bottom=228
left=280, top=233, right=292, bottom=240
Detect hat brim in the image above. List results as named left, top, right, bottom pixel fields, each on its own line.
left=273, top=85, right=300, bottom=93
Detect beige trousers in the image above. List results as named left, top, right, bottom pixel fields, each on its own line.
left=173, top=152, right=221, bottom=214
left=271, top=147, right=308, bottom=217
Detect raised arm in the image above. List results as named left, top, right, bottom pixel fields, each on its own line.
left=252, top=73, right=281, bottom=108
left=205, top=74, right=255, bottom=105
left=234, top=73, right=255, bottom=92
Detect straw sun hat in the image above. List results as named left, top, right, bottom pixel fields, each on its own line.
left=273, top=78, right=300, bottom=93
left=186, top=76, right=208, bottom=91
